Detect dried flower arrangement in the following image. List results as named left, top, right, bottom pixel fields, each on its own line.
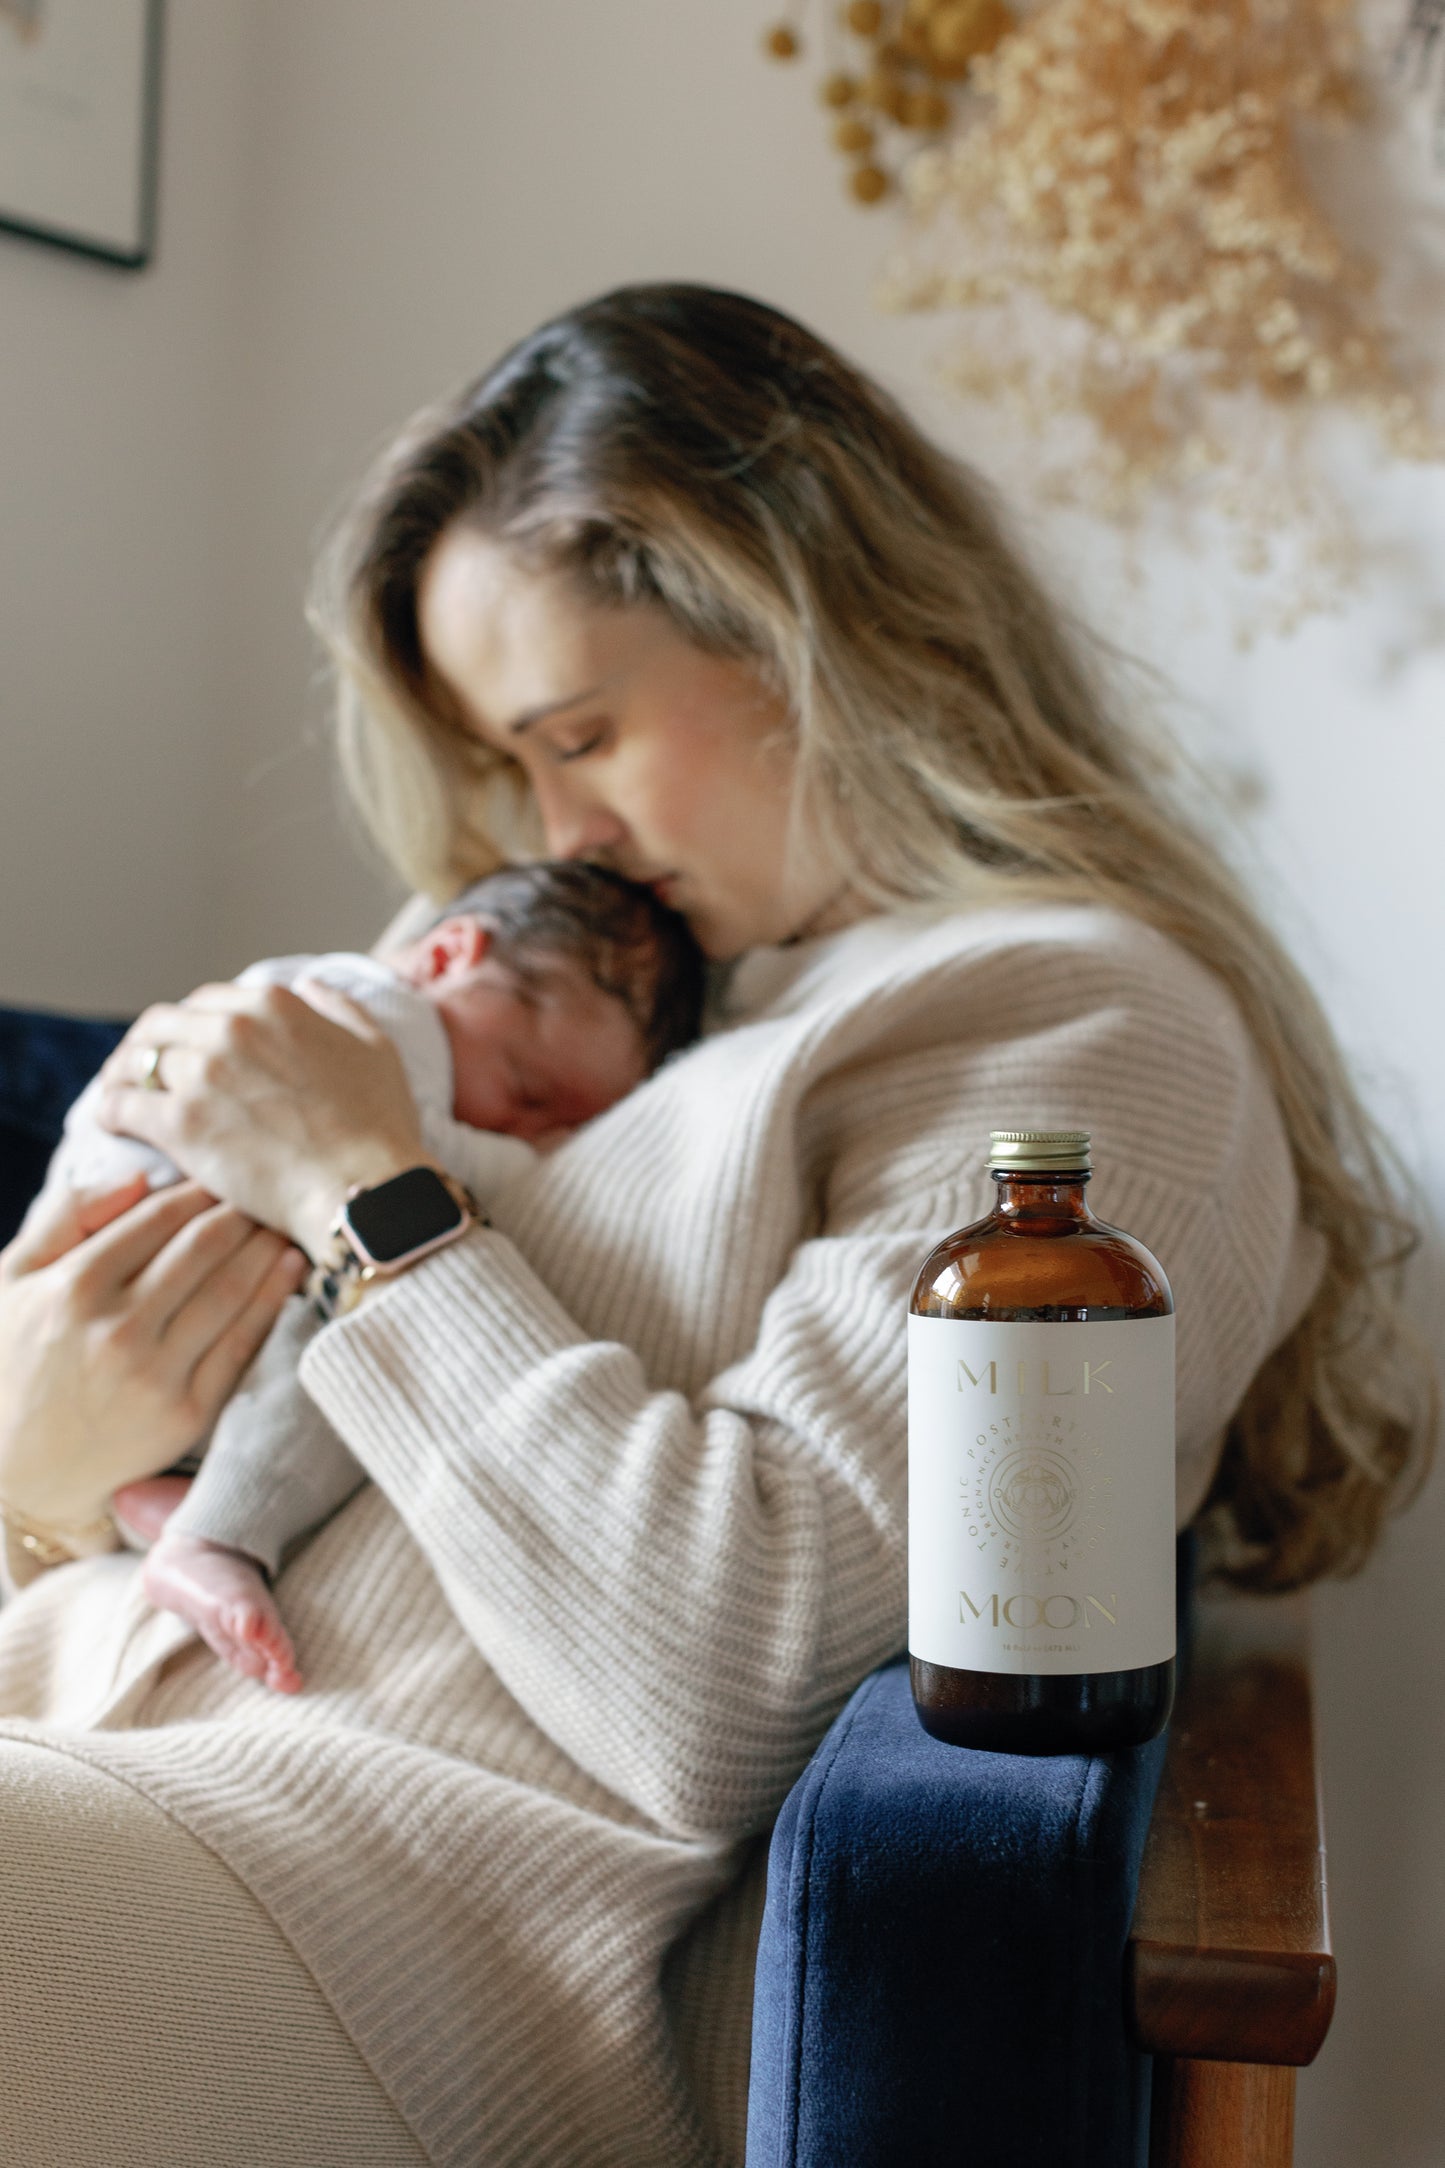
left=765, top=0, right=1443, bottom=621
left=763, top=0, right=1016, bottom=203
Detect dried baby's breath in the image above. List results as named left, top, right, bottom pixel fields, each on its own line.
left=864, top=0, right=1443, bottom=614
left=761, top=0, right=1442, bottom=621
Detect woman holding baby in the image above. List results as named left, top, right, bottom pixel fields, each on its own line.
left=0, top=286, right=1428, bottom=2167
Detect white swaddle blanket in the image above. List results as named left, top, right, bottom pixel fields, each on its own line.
left=52, top=949, right=536, bottom=1208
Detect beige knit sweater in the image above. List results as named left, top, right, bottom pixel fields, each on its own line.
left=0, top=903, right=1323, bottom=2167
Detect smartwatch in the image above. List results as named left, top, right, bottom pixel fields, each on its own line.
left=309, top=1165, right=480, bottom=1320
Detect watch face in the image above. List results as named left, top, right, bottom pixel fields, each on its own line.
left=343, top=1166, right=464, bottom=1266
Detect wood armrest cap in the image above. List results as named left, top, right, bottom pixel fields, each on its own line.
left=1127, top=1593, right=1336, bottom=2066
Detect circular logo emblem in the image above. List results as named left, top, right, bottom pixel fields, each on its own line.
left=986, top=1448, right=1079, bottom=1542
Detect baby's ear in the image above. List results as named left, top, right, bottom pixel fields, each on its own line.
left=400, top=915, right=492, bottom=985
left=428, top=916, right=492, bottom=982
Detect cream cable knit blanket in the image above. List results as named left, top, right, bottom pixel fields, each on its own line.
left=0, top=904, right=1322, bottom=2168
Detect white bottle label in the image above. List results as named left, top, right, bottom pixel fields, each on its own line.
left=908, top=1314, right=1176, bottom=1676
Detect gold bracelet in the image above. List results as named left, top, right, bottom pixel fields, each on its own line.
left=0, top=1495, right=117, bottom=1568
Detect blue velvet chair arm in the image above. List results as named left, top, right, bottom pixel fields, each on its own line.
left=746, top=1581, right=1191, bottom=2168
left=0, top=1004, right=131, bottom=1244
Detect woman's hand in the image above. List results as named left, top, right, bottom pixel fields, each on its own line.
left=94, top=979, right=430, bottom=1258
left=0, top=1177, right=308, bottom=1530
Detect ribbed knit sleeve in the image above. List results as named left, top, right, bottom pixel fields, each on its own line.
left=299, top=1219, right=913, bottom=1841
left=298, top=905, right=1310, bottom=1847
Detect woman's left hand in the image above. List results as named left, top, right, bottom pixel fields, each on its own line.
left=95, top=979, right=430, bottom=1258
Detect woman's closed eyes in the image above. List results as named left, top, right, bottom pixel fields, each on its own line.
left=552, top=722, right=610, bottom=763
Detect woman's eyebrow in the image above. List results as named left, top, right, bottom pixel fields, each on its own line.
left=507, top=683, right=607, bottom=737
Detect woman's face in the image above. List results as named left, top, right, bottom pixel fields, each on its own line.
left=416, top=526, right=851, bottom=959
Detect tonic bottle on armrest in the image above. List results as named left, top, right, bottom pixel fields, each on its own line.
left=908, top=1130, right=1175, bottom=1754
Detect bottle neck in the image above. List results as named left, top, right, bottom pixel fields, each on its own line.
left=991, top=1169, right=1094, bottom=1222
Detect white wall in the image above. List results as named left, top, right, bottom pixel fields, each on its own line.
left=0, top=0, right=259, bottom=1011
left=2, top=3, right=1441, bottom=2156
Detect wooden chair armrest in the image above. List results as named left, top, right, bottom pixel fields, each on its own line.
left=1126, top=1590, right=1336, bottom=2067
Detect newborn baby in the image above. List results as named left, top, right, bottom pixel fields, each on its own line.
left=48, top=862, right=705, bottom=1693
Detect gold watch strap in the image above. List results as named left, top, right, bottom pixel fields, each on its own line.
left=306, top=1246, right=376, bottom=1322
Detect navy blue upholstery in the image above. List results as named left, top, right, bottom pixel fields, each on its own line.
left=0, top=1005, right=131, bottom=1244
left=746, top=1555, right=1193, bottom=2168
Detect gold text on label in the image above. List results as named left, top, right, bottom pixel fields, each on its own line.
left=956, top=1359, right=1114, bottom=1396
left=959, top=1591, right=1120, bottom=1630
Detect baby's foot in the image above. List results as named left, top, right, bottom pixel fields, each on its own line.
left=111, top=1473, right=194, bottom=1548
left=141, top=1531, right=303, bottom=1695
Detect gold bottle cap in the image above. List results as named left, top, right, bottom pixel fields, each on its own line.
left=988, top=1129, right=1091, bottom=1172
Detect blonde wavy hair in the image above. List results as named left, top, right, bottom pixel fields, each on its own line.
left=311, top=282, right=1435, bottom=1591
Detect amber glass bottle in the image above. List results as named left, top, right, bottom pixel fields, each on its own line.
left=908, top=1130, right=1175, bottom=1754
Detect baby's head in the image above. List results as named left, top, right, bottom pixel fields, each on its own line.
left=389, top=862, right=706, bottom=1141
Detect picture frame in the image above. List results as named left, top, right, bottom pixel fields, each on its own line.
left=0, top=0, right=162, bottom=270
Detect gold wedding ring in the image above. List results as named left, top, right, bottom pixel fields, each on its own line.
left=137, top=1043, right=167, bottom=1092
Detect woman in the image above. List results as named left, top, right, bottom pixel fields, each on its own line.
left=0, top=285, right=1429, bottom=2168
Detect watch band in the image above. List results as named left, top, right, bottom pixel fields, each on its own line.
left=308, top=1166, right=481, bottom=1321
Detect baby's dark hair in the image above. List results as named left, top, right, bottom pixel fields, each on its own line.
left=430, top=862, right=706, bottom=1070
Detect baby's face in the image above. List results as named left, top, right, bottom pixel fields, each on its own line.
left=396, top=920, right=650, bottom=1141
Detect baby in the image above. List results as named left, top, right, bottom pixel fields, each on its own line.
left=48, top=861, right=705, bottom=1693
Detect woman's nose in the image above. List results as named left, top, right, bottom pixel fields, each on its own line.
left=530, top=772, right=627, bottom=862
